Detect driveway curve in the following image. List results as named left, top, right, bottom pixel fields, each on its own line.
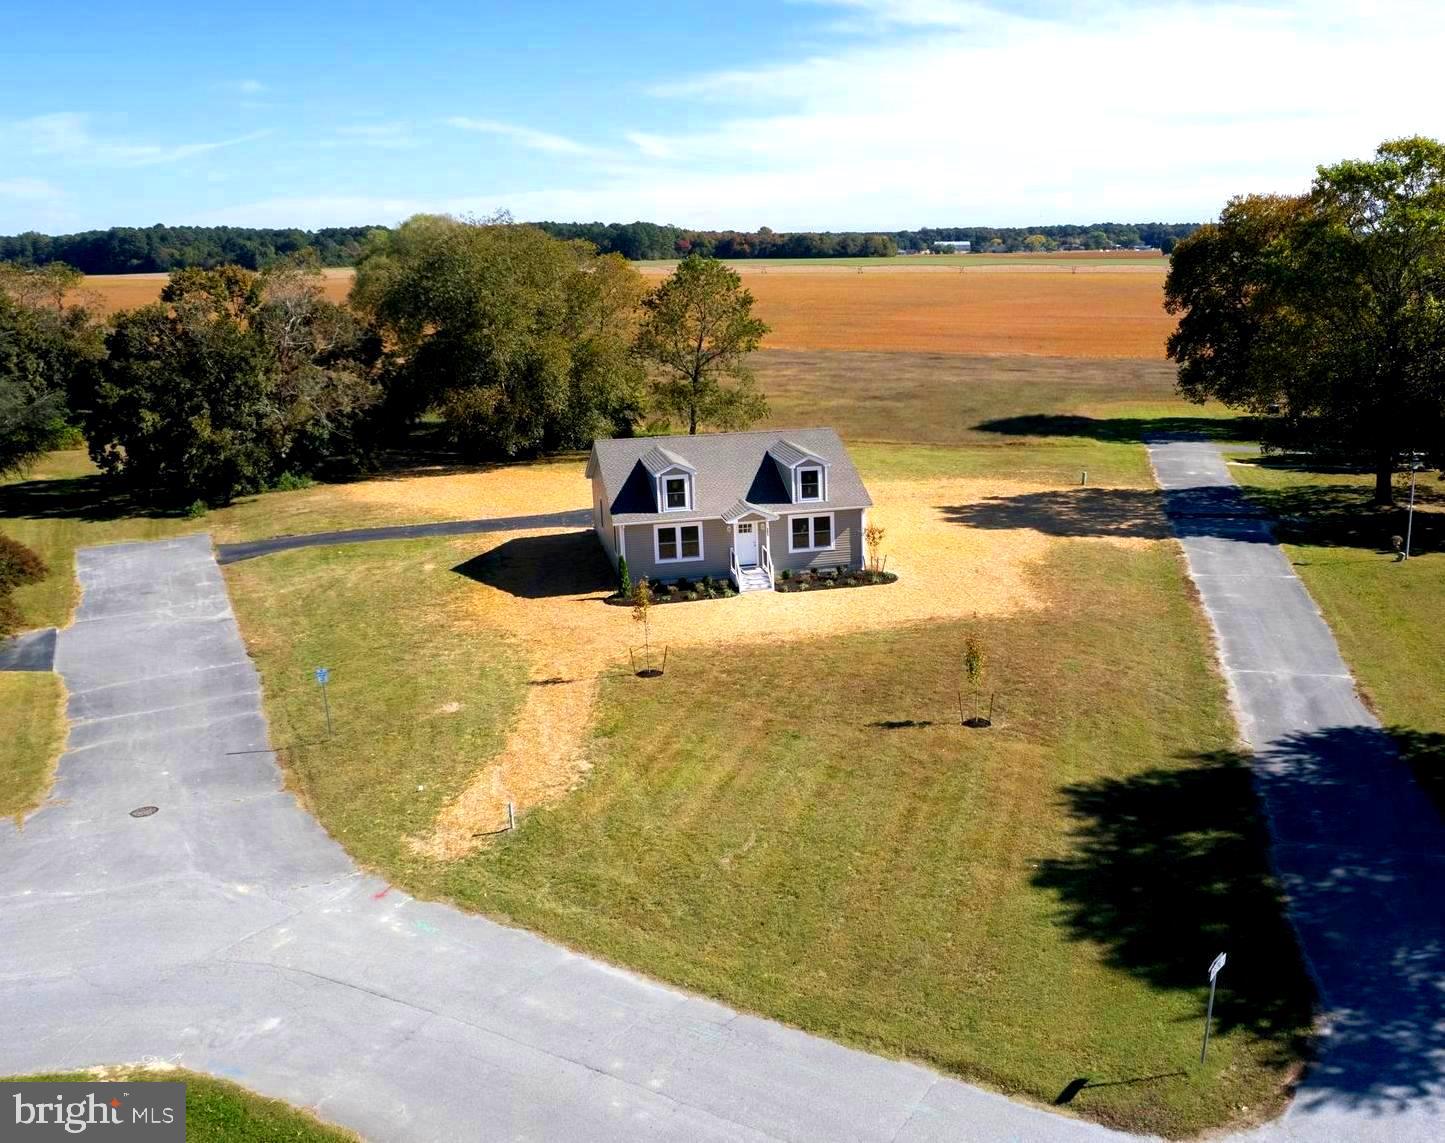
left=1, top=533, right=1136, bottom=1142
left=1147, top=438, right=1445, bottom=1143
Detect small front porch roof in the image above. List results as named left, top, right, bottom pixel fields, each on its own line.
left=720, top=499, right=780, bottom=524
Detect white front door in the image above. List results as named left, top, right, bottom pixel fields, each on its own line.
left=735, top=521, right=759, bottom=566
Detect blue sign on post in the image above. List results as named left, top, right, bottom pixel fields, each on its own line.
left=314, top=666, right=333, bottom=735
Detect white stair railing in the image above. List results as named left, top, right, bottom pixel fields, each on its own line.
left=729, top=545, right=739, bottom=588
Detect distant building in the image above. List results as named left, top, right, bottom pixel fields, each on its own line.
left=931, top=240, right=971, bottom=252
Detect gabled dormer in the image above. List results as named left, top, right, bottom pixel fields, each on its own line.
left=767, top=439, right=829, bottom=504
left=640, top=444, right=697, bottom=512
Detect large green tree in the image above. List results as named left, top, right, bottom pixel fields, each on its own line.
left=1166, top=136, right=1445, bottom=504
left=0, top=266, right=102, bottom=476
left=89, top=263, right=378, bottom=505
left=633, top=254, right=770, bottom=435
left=350, top=214, right=647, bottom=457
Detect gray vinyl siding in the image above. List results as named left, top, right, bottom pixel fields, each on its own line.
left=591, top=474, right=616, bottom=565
left=769, top=508, right=864, bottom=574
left=621, top=518, right=732, bottom=584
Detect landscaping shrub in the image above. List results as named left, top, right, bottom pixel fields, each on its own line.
left=774, top=567, right=898, bottom=594
left=618, top=555, right=631, bottom=597
left=0, top=533, right=48, bottom=638
left=271, top=471, right=315, bottom=492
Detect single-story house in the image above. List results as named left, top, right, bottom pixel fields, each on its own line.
left=585, top=428, right=874, bottom=593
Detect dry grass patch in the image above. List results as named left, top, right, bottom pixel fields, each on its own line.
left=0, top=672, right=67, bottom=821
left=331, top=457, right=586, bottom=522
left=413, top=471, right=1166, bottom=856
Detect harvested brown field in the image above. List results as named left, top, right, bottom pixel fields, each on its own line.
left=73, top=267, right=353, bottom=316
left=409, top=464, right=1166, bottom=858
left=737, top=266, right=1170, bottom=357
left=75, top=263, right=1169, bottom=358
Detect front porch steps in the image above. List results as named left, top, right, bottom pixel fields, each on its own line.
left=735, top=566, right=773, bottom=593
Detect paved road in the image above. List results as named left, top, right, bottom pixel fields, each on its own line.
left=0, top=626, right=55, bottom=671
left=0, top=534, right=1139, bottom=1143
left=1147, top=438, right=1445, bottom=1143
left=215, top=510, right=591, bottom=564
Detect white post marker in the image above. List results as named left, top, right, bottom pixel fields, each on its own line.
left=1405, top=456, right=1421, bottom=559
left=314, top=666, right=333, bottom=736
left=1201, top=952, right=1227, bottom=1064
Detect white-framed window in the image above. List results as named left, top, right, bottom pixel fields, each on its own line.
left=661, top=474, right=690, bottom=511
left=797, top=465, right=823, bottom=502
left=788, top=513, right=834, bottom=552
left=655, top=521, right=704, bottom=563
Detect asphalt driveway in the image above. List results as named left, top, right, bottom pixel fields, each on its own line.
left=1147, top=438, right=1445, bottom=1143
left=0, top=533, right=1136, bottom=1143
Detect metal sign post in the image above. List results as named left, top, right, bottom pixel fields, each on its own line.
left=314, top=666, right=333, bottom=736
left=1201, top=952, right=1227, bottom=1065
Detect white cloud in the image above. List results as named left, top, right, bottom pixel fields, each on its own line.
left=328, top=122, right=420, bottom=150
left=0, top=177, right=59, bottom=200
left=55, top=1, right=1445, bottom=231
left=625, top=131, right=673, bottom=159
left=622, top=0, right=1445, bottom=226
left=6, top=112, right=269, bottom=168
left=445, top=117, right=602, bottom=157
left=235, top=79, right=267, bottom=95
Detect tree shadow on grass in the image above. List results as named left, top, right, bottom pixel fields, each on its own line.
left=939, top=479, right=1432, bottom=553
left=1035, top=726, right=1445, bottom=1114
left=1236, top=478, right=1444, bottom=554
left=453, top=532, right=614, bottom=600
left=940, top=488, right=1176, bottom=540
left=0, top=472, right=185, bottom=524
left=1032, top=749, right=1314, bottom=1063
left=975, top=413, right=1259, bottom=444
left=1392, top=728, right=1445, bottom=822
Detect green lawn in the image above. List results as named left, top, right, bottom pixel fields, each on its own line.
left=225, top=540, right=528, bottom=876
left=755, top=349, right=1246, bottom=486
left=226, top=526, right=1311, bottom=1137
left=0, top=672, right=65, bottom=821
left=3, top=1070, right=355, bottom=1141
left=1231, top=452, right=1445, bottom=810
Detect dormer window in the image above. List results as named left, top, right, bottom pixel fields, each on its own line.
left=663, top=474, right=691, bottom=511
left=798, top=466, right=823, bottom=502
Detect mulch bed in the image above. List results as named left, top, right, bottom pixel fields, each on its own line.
left=774, top=569, right=898, bottom=593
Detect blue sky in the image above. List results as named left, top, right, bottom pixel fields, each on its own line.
left=2, top=0, right=1442, bottom=234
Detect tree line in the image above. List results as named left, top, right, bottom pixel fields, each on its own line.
left=892, top=223, right=1199, bottom=253
left=0, top=219, right=1205, bottom=274
left=0, top=216, right=769, bottom=513
left=0, top=225, right=376, bottom=274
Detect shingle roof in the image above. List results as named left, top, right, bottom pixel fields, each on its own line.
left=588, top=427, right=872, bottom=526
left=767, top=439, right=826, bottom=468
left=720, top=499, right=780, bottom=523
left=639, top=444, right=694, bottom=475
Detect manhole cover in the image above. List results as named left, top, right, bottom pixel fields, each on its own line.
left=129, top=805, right=159, bottom=818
